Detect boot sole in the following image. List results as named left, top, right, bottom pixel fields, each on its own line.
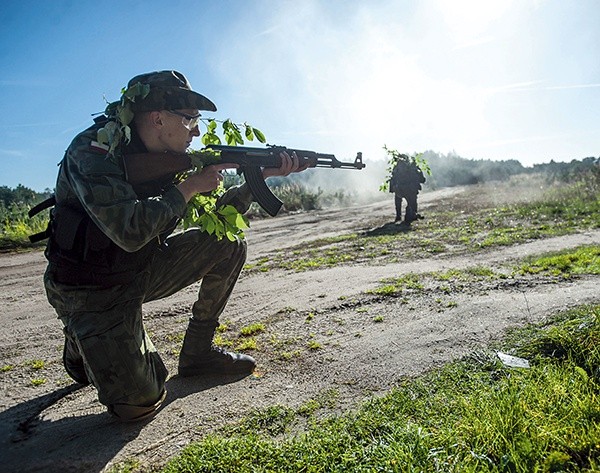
left=178, top=364, right=256, bottom=378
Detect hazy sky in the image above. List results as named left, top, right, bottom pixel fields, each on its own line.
left=1, top=0, right=598, bottom=191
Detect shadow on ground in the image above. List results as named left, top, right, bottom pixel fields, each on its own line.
left=1, top=374, right=248, bottom=473
left=364, top=220, right=414, bottom=236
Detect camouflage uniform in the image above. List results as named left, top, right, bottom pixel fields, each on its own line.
left=389, top=158, right=426, bottom=223
left=43, top=71, right=254, bottom=421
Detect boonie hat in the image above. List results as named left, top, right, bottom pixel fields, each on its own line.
left=127, top=70, right=217, bottom=113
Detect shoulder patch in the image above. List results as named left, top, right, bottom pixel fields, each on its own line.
left=89, top=140, right=110, bottom=153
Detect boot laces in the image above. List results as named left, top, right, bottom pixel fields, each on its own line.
left=211, top=345, right=233, bottom=357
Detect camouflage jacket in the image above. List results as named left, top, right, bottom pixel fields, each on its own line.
left=389, top=160, right=426, bottom=193
left=45, top=117, right=254, bottom=290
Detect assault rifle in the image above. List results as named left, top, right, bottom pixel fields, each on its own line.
left=124, top=144, right=365, bottom=216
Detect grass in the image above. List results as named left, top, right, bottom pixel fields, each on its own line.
left=0, top=201, right=49, bottom=251
left=180, top=244, right=597, bottom=402
left=240, top=322, right=266, bottom=337
left=518, top=245, right=600, bottom=277
left=29, top=359, right=46, bottom=369
left=364, top=245, right=598, bottom=318
left=160, top=304, right=600, bottom=473
left=367, top=266, right=510, bottom=298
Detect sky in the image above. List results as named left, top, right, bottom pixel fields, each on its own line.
left=1, top=0, right=599, bottom=191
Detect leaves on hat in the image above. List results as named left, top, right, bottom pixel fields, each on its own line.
left=97, top=82, right=150, bottom=155
left=122, top=82, right=150, bottom=102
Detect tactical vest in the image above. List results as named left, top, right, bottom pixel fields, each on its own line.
left=30, top=194, right=169, bottom=287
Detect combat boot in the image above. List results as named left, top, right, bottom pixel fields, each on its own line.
left=178, top=319, right=256, bottom=377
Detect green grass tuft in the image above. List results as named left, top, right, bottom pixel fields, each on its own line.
left=518, top=245, right=600, bottom=277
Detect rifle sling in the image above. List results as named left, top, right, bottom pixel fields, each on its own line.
left=28, top=195, right=56, bottom=218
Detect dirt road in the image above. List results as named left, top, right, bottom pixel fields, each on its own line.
left=1, top=186, right=598, bottom=473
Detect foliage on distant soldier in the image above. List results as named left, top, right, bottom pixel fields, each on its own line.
left=380, top=145, right=431, bottom=192
left=97, top=83, right=267, bottom=241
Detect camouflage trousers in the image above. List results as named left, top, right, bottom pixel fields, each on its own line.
left=48, top=228, right=247, bottom=419
left=394, top=190, right=419, bottom=222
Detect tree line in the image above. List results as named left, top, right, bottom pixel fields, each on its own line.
left=0, top=184, right=52, bottom=209
left=419, top=152, right=599, bottom=189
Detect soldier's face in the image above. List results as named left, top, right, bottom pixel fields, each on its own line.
left=158, top=109, right=200, bottom=153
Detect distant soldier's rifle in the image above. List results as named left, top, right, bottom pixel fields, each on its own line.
left=123, top=144, right=365, bottom=216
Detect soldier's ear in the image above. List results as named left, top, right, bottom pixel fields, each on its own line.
left=149, top=111, right=163, bottom=128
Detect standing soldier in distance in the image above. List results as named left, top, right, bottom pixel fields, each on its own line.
left=389, top=154, right=426, bottom=225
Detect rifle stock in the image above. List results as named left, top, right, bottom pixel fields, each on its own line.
left=123, top=152, right=192, bottom=187
left=123, top=144, right=365, bottom=216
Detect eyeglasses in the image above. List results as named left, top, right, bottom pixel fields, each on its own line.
left=166, top=110, right=201, bottom=130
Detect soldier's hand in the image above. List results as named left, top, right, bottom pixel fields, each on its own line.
left=177, top=163, right=237, bottom=202
left=263, top=151, right=310, bottom=178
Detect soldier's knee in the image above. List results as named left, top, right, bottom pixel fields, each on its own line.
left=108, top=389, right=167, bottom=422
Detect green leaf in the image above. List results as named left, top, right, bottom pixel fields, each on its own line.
left=234, top=130, right=244, bottom=145
left=124, top=82, right=150, bottom=101
left=104, top=121, right=118, bottom=142
left=200, top=212, right=218, bottom=234
left=123, top=125, right=131, bottom=143
left=140, top=83, right=150, bottom=99
left=201, top=133, right=219, bottom=145
left=225, top=230, right=237, bottom=242
left=118, top=106, right=134, bottom=126
left=245, top=125, right=255, bottom=141
left=254, top=128, right=266, bottom=143
left=97, top=128, right=109, bottom=145
left=235, top=213, right=249, bottom=230
left=223, top=214, right=238, bottom=227
left=218, top=205, right=238, bottom=217
left=205, top=218, right=216, bottom=234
